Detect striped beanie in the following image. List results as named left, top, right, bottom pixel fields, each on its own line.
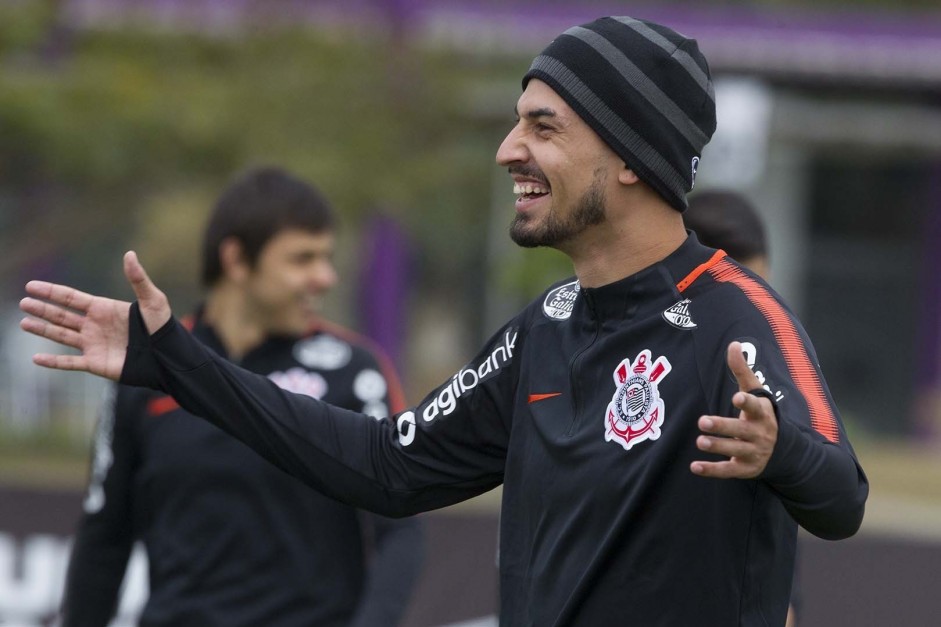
left=523, top=16, right=716, bottom=212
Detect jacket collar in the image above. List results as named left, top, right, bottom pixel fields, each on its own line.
left=575, top=232, right=724, bottom=320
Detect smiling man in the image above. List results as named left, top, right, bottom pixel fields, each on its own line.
left=57, top=167, right=424, bottom=627
left=22, top=17, right=866, bottom=627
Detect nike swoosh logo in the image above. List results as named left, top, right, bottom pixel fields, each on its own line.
left=528, top=392, right=562, bottom=404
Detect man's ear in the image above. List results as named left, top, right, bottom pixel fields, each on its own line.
left=618, top=164, right=640, bottom=185
left=218, top=237, right=250, bottom=282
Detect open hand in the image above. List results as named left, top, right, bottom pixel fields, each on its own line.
left=690, top=341, right=778, bottom=479
left=19, top=251, right=171, bottom=381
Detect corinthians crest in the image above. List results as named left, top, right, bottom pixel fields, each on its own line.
left=605, top=350, right=673, bottom=451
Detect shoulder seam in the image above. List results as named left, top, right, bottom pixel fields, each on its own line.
left=676, top=249, right=727, bottom=293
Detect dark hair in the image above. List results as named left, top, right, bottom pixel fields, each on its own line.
left=684, top=190, right=768, bottom=262
left=200, top=166, right=336, bottom=287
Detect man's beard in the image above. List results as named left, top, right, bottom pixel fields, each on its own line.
left=509, top=169, right=607, bottom=249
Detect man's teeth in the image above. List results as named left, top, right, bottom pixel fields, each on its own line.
left=513, top=183, right=549, bottom=196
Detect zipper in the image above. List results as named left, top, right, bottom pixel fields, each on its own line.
left=566, top=289, right=600, bottom=436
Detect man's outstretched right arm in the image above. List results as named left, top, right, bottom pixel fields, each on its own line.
left=123, top=303, right=511, bottom=517
left=21, top=252, right=513, bottom=517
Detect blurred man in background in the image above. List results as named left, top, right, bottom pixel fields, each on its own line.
left=685, top=189, right=799, bottom=627
left=59, top=166, right=424, bottom=627
left=684, top=189, right=769, bottom=279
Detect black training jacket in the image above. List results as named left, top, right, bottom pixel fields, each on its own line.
left=62, top=314, right=424, bottom=627
left=121, top=234, right=868, bottom=626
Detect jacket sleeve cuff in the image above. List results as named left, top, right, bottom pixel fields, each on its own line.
left=750, top=386, right=803, bottom=483
left=118, top=301, right=167, bottom=388
left=118, top=301, right=189, bottom=389
left=760, top=404, right=804, bottom=483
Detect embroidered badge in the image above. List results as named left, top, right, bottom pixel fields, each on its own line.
left=662, top=298, right=697, bottom=329
left=542, top=280, right=580, bottom=320
left=605, top=350, right=672, bottom=451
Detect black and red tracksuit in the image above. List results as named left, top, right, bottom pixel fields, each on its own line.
left=62, top=314, right=424, bottom=627
left=120, top=234, right=867, bottom=626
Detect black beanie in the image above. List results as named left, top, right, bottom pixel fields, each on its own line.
left=523, top=16, right=716, bottom=212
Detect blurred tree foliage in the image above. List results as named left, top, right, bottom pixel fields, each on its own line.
left=0, top=0, right=572, bottom=327
left=4, top=0, right=933, bottom=326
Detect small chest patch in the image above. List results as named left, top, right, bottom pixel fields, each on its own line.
left=605, top=350, right=672, bottom=451
left=662, top=298, right=697, bottom=329
left=293, top=335, right=352, bottom=370
left=542, top=280, right=580, bottom=320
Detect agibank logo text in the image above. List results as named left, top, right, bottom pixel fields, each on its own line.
left=396, top=328, right=517, bottom=446
left=423, top=329, right=517, bottom=421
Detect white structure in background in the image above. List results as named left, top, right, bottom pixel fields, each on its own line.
left=701, top=77, right=773, bottom=189
left=697, top=77, right=809, bottom=315
left=0, top=534, right=146, bottom=627
left=0, top=311, right=107, bottom=442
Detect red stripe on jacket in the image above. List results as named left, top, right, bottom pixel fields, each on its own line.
left=703, top=260, right=840, bottom=443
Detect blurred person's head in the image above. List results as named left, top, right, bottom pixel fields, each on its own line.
left=684, top=189, right=769, bottom=279
left=496, top=16, right=716, bottom=253
left=201, top=166, right=338, bottom=337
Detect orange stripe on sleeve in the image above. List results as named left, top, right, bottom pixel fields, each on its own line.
left=676, top=250, right=727, bottom=293
left=708, top=260, right=841, bottom=444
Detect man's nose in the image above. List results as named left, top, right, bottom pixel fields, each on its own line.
left=496, top=124, right=528, bottom=166
left=310, top=261, right=338, bottom=290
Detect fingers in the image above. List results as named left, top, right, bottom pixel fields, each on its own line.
left=20, top=316, right=85, bottom=350
left=691, top=343, right=779, bottom=481
left=692, top=422, right=774, bottom=480
left=695, top=415, right=763, bottom=472
left=124, top=251, right=158, bottom=302
left=693, top=403, right=777, bottom=480
left=124, top=251, right=171, bottom=334
left=32, top=352, right=87, bottom=372
left=24, top=281, right=95, bottom=314
left=20, top=297, right=86, bottom=332
left=727, top=341, right=761, bottom=393
left=697, top=415, right=750, bottom=440
left=696, top=432, right=755, bottom=459
left=124, top=251, right=143, bottom=285
left=732, top=389, right=768, bottom=417
left=690, top=460, right=747, bottom=479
